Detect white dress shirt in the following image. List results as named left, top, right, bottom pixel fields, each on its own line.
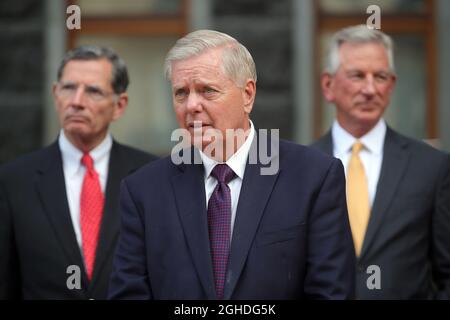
left=58, top=130, right=112, bottom=249
left=199, top=120, right=256, bottom=241
left=332, top=119, right=386, bottom=206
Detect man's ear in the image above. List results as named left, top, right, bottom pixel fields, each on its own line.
left=242, top=79, right=256, bottom=114
left=52, top=82, right=59, bottom=110
left=112, top=93, right=129, bottom=121
left=387, top=73, right=397, bottom=95
left=321, top=72, right=335, bottom=102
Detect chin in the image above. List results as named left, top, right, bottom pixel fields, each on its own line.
left=357, top=109, right=383, bottom=120
left=66, top=125, right=94, bottom=138
left=357, top=116, right=381, bottom=128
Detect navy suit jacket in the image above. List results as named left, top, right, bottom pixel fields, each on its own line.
left=109, top=138, right=355, bottom=299
left=312, top=127, right=450, bottom=299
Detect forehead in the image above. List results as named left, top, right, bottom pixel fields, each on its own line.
left=171, top=49, right=227, bottom=84
left=60, top=59, right=113, bottom=87
left=338, top=42, right=389, bottom=70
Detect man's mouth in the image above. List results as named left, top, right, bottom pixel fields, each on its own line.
left=66, top=115, right=88, bottom=123
left=356, top=101, right=379, bottom=110
left=188, top=123, right=212, bottom=129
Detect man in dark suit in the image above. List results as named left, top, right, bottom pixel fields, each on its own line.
left=313, top=25, right=450, bottom=299
left=109, top=30, right=355, bottom=300
left=0, top=46, right=156, bottom=299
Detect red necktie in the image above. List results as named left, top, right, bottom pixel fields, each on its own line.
left=207, top=164, right=235, bottom=299
left=80, top=153, right=104, bottom=281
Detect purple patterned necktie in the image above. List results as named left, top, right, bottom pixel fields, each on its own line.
left=207, top=164, right=236, bottom=299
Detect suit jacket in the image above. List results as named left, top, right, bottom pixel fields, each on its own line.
left=312, top=126, right=450, bottom=299
left=0, top=140, right=156, bottom=299
left=108, top=138, right=355, bottom=299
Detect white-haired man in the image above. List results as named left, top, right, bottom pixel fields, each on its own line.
left=313, top=25, right=450, bottom=299
left=109, top=30, right=355, bottom=300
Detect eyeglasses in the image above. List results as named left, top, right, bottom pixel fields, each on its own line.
left=56, top=82, right=116, bottom=102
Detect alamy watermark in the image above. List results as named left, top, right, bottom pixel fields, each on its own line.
left=66, top=265, right=81, bottom=290
left=366, top=5, right=381, bottom=30
left=366, top=264, right=381, bottom=290
left=64, top=4, right=381, bottom=35
left=66, top=5, right=81, bottom=30
left=170, top=122, right=279, bottom=176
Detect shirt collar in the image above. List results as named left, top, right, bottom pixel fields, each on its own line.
left=332, top=119, right=386, bottom=155
left=58, top=129, right=113, bottom=176
left=200, top=120, right=256, bottom=180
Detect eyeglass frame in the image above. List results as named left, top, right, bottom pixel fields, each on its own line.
left=55, top=81, right=119, bottom=103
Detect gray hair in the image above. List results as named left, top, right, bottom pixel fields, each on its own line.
left=324, top=25, right=395, bottom=74
left=164, top=29, right=257, bottom=87
left=57, top=45, right=129, bottom=94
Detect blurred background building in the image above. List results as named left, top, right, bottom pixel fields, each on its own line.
left=1, top=0, right=449, bottom=163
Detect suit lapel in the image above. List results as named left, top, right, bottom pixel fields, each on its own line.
left=223, top=135, right=280, bottom=300
left=35, top=143, right=89, bottom=289
left=89, top=142, right=125, bottom=289
left=171, top=150, right=216, bottom=299
left=360, top=128, right=410, bottom=259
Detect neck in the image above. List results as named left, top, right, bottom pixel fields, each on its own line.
left=337, top=118, right=377, bottom=139
left=202, top=125, right=251, bottom=162
left=64, top=130, right=106, bottom=153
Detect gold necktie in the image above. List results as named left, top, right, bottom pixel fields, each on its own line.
left=346, top=141, right=370, bottom=257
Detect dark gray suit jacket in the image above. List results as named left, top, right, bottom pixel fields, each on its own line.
left=312, top=126, right=450, bottom=299
left=0, top=141, right=156, bottom=299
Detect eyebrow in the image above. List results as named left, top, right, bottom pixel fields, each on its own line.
left=344, top=69, right=363, bottom=74
left=60, top=81, right=104, bottom=91
left=172, top=85, right=186, bottom=92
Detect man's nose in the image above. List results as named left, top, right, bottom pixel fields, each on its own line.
left=186, top=92, right=202, bottom=113
left=70, top=86, right=88, bottom=106
left=361, top=75, right=376, bottom=95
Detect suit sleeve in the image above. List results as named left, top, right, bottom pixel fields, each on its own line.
left=432, top=154, right=450, bottom=299
left=108, top=179, right=153, bottom=300
left=304, top=158, right=356, bottom=299
left=0, top=179, right=21, bottom=299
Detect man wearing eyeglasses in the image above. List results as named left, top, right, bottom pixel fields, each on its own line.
left=0, top=46, right=157, bottom=299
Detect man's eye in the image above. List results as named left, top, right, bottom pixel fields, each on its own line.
left=203, top=87, right=217, bottom=94
left=175, top=89, right=187, bottom=97
left=61, top=84, right=76, bottom=91
left=375, top=73, right=389, bottom=82
left=85, top=87, right=103, bottom=96
left=349, top=73, right=364, bottom=80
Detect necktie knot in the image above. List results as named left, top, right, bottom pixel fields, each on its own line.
left=352, top=141, right=364, bottom=154
left=81, top=153, right=94, bottom=171
left=211, top=164, right=235, bottom=184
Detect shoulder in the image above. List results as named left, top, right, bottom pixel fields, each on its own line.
left=279, top=139, right=341, bottom=168
left=119, top=154, right=183, bottom=204
left=112, top=141, right=158, bottom=163
left=310, top=131, right=333, bottom=155
left=387, top=129, right=449, bottom=165
left=122, top=154, right=177, bottom=186
left=0, top=144, right=58, bottom=181
left=385, top=129, right=450, bottom=186
left=278, top=139, right=344, bottom=182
